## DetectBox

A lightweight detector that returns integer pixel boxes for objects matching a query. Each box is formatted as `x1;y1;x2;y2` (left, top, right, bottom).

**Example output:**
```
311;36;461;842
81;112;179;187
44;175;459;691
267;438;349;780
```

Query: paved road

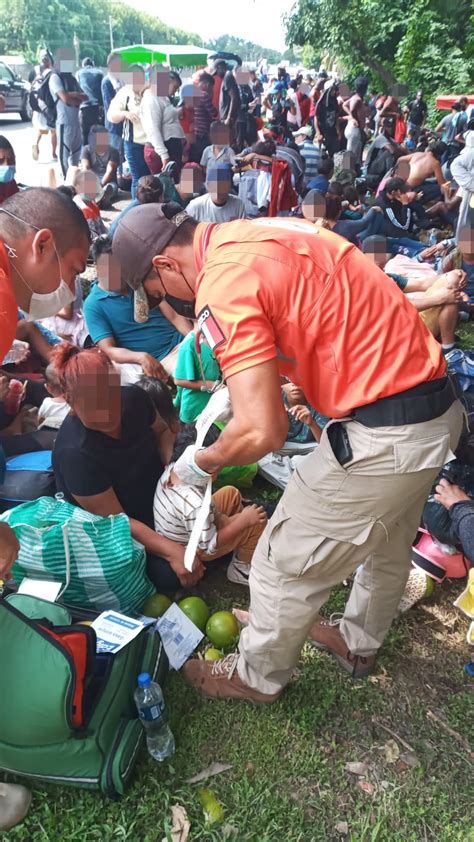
0;113;60;187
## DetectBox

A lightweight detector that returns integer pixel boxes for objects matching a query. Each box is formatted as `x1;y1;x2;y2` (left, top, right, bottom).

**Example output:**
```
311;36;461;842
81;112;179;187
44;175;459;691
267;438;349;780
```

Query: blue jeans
357;208;385;242
386;237;426;258
124;140;149;199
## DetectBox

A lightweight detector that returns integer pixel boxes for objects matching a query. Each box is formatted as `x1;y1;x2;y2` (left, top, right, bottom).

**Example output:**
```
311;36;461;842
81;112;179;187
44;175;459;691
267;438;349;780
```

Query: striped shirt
299;139;321;185
153;464;218;553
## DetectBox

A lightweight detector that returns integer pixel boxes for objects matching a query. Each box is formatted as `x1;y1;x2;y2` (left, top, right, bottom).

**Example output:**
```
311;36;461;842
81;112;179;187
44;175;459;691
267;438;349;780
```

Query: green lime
178;596;210;631
206;611;240;648
424;575;436;598
204;647;224;661
142;593;172;618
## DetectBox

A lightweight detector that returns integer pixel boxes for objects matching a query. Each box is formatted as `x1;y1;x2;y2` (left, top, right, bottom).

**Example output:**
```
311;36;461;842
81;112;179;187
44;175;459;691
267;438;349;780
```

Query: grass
3;332;474;842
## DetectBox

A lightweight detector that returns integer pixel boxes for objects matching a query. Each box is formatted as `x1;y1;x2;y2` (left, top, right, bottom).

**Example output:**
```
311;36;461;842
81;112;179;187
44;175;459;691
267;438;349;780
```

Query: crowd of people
0;48;473;830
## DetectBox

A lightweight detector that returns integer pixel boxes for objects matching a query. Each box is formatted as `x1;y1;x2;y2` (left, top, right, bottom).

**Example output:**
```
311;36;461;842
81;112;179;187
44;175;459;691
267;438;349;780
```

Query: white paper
156;603;203;670
18;578;62;602
91;610;145;654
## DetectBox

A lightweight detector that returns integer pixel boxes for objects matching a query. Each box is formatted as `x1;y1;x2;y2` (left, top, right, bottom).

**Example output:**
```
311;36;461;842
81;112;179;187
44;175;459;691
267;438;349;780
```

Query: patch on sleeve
197;305;226;351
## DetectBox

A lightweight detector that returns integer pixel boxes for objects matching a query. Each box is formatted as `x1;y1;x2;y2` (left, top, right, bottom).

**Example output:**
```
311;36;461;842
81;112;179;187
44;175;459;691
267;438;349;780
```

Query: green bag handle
5;593;71;626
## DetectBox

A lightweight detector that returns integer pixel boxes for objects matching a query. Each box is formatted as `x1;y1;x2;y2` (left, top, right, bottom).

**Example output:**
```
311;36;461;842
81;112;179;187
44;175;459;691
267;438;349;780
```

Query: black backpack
29;71;81;129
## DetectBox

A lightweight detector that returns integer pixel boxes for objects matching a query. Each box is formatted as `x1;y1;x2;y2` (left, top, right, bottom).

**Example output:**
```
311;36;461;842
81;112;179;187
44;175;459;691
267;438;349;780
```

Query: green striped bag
0;497;154;613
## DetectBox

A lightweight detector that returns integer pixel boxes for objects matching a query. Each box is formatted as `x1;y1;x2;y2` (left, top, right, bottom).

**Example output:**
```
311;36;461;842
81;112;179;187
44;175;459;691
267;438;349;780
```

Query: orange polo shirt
193;218;446;418
0;241;17;363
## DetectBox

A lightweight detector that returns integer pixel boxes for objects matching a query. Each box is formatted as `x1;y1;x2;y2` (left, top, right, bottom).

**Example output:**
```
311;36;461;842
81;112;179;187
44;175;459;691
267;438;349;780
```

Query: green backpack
0;594;167;798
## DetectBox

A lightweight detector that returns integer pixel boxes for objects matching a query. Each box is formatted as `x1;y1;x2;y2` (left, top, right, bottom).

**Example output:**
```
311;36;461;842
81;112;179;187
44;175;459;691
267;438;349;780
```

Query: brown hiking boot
182;654;282;703
308;614;376;678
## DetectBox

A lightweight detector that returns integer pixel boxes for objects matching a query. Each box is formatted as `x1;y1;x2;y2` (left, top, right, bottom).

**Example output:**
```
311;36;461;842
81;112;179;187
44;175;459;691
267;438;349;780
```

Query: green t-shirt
174;331;221;423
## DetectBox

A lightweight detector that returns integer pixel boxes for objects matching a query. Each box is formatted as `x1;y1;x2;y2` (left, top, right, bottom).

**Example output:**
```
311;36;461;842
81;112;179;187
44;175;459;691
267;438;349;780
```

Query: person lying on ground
396;141;451;204
85;235;191;380
51;342;202;592
363;235;466;351
153;423;267;588
434;478;474;564
302;189;384;246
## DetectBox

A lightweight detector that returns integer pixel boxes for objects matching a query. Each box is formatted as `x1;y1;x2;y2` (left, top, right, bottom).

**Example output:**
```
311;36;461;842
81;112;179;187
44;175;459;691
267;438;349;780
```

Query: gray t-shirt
186;193;246;222
48;72;80;127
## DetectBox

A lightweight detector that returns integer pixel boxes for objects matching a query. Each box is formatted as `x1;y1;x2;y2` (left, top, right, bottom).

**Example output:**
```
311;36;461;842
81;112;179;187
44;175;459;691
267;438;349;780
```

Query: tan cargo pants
238;401;464;695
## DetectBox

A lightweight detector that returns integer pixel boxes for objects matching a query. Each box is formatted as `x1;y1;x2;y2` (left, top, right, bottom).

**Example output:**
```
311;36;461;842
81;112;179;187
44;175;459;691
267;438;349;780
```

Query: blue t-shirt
84;283;182;360
306;175;329;194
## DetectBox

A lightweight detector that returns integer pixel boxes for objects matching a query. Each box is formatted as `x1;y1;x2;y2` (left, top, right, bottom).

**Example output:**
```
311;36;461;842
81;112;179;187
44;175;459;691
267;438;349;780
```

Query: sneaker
182;653;282;703
226;556;250;586
308;614;376;678
0;783;31;831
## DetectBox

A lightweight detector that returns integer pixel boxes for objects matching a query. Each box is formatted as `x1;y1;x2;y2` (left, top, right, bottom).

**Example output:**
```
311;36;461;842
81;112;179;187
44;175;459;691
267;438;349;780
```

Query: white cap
292;125;313;138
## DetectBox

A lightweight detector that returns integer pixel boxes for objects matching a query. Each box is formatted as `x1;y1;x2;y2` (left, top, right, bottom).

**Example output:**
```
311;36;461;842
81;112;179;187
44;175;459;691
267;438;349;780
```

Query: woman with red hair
51;343;203;591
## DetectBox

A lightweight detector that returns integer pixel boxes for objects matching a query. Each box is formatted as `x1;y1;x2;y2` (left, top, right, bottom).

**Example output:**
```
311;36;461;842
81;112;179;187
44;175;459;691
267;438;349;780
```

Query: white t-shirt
186;193;246;222
38;397;70;429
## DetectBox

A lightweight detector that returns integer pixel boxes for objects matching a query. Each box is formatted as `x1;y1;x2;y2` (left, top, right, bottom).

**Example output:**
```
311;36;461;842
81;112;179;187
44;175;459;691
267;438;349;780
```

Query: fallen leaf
356;780;375;796
380;780;390;790
162;804;190;842
335;821;349;835
345;761;368;776
186;762;233;785
383;739;400;763
400;751;421;768
199;788;225;826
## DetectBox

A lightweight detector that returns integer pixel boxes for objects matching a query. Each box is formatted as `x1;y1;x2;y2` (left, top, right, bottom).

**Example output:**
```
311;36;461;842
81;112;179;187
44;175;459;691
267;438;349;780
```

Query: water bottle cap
138;672;151;688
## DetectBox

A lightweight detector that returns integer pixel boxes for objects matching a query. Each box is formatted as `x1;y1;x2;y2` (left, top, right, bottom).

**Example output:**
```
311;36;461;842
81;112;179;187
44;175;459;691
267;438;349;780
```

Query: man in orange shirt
113;204;464;703
0;187;90;831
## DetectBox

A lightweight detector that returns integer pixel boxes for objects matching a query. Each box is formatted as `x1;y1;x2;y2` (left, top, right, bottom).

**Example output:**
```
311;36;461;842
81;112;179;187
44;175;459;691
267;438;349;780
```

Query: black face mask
164;293;196;319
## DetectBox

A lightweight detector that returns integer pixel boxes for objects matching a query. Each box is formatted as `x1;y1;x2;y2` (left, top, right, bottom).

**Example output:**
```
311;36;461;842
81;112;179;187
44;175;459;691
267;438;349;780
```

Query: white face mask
1;209;76;320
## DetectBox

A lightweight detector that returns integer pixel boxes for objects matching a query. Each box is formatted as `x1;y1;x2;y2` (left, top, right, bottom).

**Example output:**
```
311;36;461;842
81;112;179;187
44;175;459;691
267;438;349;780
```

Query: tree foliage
0;0;203;66
285;0;474;97
208;34;298;66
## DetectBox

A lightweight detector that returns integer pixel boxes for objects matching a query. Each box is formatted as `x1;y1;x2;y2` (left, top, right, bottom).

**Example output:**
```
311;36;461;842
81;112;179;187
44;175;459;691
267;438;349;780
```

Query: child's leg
234;517;267;563
198;487;246;562
212;486;243;517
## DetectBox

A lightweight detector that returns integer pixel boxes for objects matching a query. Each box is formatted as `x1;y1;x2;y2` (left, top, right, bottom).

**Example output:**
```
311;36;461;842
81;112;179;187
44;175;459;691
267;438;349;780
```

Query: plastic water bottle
134;672;175;762
428;228;437;246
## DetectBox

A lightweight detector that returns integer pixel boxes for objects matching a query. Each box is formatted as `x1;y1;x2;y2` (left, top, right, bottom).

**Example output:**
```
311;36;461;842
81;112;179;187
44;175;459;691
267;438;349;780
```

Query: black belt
352;376;458;428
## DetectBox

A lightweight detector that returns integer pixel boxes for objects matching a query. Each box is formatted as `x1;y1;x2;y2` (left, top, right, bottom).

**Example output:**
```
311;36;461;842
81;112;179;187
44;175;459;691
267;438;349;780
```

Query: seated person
186;164;246;222
281;381;326;443
374;177;427;257
174;330;222;423
302;190;384;246
0;135;19;204
84;236;191;381
458;224;474;304
66;171;108;240
37;362;70;431
108;174;164;239
435;478;474;565
363;235;466;351
51;343;202;592
0;372;58;456
153;424;267;587
341;184;364;219
200;121;236;172
305;157;334;194
81;125;119;208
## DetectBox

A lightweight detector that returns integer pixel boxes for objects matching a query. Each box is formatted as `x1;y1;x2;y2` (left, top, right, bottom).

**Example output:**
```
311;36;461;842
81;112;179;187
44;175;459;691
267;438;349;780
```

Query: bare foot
434;478;471;509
